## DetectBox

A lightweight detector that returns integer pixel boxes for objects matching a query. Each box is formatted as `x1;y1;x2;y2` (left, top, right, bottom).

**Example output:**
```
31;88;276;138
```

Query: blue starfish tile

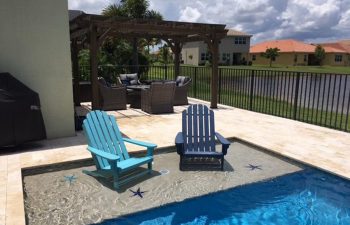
245;164;262;171
64;175;77;184
129;187;146;198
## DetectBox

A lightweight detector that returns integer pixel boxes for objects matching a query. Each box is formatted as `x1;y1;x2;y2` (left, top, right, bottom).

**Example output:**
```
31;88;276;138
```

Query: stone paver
1;98;350;225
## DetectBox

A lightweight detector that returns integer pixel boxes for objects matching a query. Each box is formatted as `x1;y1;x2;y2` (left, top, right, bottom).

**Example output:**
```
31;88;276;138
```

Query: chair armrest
175;132;184;145
123;138;156;156
215;132;230;155
87;146;120;161
123;138;157;148
175;132;184;155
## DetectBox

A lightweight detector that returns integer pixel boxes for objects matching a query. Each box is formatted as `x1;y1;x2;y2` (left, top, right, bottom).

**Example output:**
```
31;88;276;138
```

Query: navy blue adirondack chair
175;104;230;170
82;110;157;189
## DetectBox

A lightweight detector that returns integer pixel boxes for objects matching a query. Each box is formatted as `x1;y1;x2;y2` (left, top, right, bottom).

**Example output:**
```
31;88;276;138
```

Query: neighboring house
318;40;350;66
249;39;316;66
181;29;252;66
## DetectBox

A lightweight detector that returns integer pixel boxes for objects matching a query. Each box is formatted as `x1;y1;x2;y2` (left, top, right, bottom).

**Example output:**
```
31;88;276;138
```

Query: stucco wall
323;53;350;66
0;0;75;138
250;53;309;66
181;42;200;65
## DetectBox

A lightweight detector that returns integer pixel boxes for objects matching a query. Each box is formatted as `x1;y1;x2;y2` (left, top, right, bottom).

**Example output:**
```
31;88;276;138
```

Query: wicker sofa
174;76;192;105
119;73;141;104
98;77;127;110
141;82;176;114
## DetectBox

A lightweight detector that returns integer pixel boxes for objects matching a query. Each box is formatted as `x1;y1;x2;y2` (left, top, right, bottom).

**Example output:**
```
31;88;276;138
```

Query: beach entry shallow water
25;142;348;225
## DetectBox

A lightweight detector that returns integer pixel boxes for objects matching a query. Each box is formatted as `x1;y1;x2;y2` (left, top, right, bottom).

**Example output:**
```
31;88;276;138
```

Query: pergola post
71;39;80;106
132;37;139;73
206;37;220;108
173;42;182;79
89;25;100;109
166;40;182;79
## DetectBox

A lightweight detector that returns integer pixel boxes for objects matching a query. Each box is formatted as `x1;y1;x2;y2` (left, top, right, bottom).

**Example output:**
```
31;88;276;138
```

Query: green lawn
222;64;350;74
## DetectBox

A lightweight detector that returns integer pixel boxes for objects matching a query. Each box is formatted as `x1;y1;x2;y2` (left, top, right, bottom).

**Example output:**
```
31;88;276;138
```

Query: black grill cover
0;73;46;147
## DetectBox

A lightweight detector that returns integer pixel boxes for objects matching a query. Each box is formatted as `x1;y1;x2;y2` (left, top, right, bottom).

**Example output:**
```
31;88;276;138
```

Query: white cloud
68;0;113;14
68;0;350;44
179;6;201;22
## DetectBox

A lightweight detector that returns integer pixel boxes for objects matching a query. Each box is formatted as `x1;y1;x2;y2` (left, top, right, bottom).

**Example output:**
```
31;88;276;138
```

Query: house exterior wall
181;42;200;65
0;0;75;138
250;52;350;66
250;53;309;66
323;53;350;66
182;36;251;65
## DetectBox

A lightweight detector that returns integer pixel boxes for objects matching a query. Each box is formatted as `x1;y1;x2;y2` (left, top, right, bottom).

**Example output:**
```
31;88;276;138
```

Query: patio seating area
1;98;350;225
82;75;192;114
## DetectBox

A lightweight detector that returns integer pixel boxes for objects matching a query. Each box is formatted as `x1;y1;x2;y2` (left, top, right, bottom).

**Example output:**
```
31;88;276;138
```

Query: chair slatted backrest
83;110;130;169
182;104;216;152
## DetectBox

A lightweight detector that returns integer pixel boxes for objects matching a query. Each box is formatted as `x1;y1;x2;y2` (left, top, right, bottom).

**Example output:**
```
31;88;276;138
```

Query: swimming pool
97;168;350;225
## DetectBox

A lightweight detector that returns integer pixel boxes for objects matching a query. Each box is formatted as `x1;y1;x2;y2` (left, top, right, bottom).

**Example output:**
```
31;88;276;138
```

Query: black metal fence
79;65;350;132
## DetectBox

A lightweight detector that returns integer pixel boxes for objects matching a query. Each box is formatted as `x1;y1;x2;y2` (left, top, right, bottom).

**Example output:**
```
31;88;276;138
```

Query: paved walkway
1;98;350;225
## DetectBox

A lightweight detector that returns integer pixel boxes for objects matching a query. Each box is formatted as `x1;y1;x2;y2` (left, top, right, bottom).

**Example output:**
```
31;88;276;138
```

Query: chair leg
148;162;153;174
179;156;183;171
221;157;224;171
113;172;120;190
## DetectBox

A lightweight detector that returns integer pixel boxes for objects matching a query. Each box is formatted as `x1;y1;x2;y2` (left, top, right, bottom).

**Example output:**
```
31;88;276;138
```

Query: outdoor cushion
98;77;112;87
120;73;138;86
176;76;190;86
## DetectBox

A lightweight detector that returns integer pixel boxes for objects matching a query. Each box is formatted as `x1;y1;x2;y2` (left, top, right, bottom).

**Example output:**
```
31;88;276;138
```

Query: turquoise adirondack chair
82;110;157;189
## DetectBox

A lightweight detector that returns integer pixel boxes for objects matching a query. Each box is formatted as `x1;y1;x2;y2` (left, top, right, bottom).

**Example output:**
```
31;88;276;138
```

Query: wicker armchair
141;82;176;114
174;76;192;105
98;77;127;110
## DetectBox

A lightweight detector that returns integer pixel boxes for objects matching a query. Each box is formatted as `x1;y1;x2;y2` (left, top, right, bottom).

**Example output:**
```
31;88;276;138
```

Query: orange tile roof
250;39;316;53
319;43;348;53
338;40;350;52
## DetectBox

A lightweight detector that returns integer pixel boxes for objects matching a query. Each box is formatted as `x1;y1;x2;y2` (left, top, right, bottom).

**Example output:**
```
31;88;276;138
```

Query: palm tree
102;0;163;70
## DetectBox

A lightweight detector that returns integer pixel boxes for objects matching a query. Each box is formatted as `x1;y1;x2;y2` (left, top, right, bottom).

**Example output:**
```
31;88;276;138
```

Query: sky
68;0;350;44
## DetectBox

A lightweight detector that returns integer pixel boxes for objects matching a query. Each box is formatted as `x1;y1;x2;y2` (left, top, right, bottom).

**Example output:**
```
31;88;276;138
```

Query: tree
102;0;163;70
314;45;326;66
158;44;172;64
261;47;280;67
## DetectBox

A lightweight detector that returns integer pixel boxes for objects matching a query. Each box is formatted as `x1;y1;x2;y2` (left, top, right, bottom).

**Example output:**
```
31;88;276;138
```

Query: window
222;53;230;61
222;53;227;61
252;55;256;61
201;53;211;61
294;54;298;63
335;55;342;62
304;55;307;62
234;37;246;45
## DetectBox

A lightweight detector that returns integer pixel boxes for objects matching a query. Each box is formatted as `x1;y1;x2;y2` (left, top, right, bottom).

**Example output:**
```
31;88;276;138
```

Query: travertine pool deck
1;98;350;225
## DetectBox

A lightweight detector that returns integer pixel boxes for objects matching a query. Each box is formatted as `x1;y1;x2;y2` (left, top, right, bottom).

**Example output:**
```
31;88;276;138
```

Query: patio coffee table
127;85;150;108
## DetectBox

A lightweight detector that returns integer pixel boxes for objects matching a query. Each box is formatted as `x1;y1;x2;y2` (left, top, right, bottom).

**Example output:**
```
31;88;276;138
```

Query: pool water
97;168;350;225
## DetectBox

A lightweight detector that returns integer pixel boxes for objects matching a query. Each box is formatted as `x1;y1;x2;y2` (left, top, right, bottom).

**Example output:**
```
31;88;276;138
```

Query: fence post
164;64;168;80
218;67;222;104
194;66;197;98
293;72;301;120
249;70;255;110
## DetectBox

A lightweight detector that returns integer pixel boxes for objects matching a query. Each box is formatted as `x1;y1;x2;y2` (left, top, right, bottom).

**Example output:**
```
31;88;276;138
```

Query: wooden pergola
70;13;228;109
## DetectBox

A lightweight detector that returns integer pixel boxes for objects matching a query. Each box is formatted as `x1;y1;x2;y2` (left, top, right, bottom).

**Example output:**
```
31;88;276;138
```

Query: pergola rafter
70;13;228;109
